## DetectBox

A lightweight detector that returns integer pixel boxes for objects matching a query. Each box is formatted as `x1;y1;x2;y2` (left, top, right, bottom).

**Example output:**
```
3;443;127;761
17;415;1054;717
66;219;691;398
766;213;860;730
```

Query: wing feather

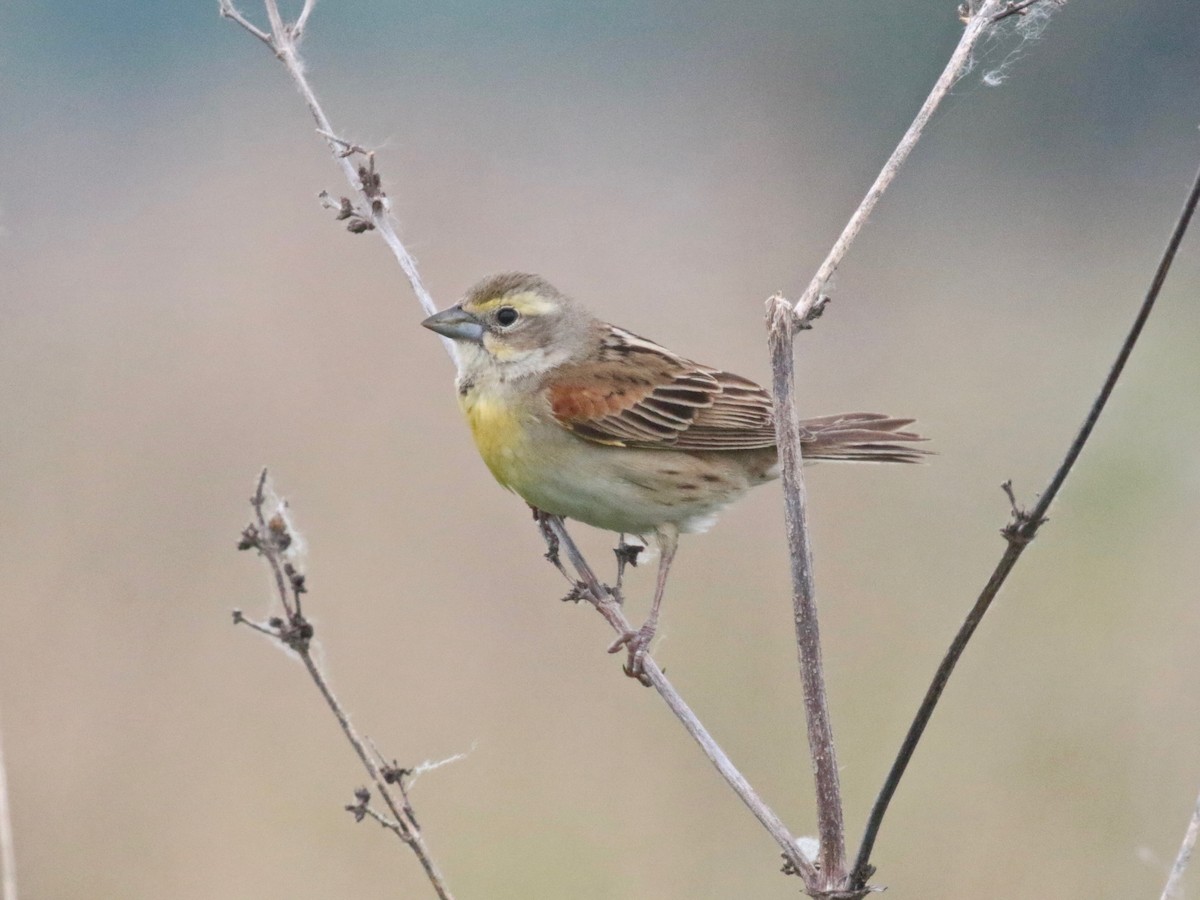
546;329;776;450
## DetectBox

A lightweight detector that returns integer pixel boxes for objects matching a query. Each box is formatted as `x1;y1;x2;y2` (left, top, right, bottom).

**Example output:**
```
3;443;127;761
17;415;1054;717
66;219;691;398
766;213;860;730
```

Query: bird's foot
607;624;655;686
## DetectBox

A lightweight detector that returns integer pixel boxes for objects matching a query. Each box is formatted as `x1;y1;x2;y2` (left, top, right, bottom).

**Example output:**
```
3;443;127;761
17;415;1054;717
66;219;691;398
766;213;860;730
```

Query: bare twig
536;513;819;885
292;0;317;39
766;299;846;893
236;470;457;900
217;0;270;44
0;705;16;900
347;786;408;837
991;0;1049;23
852;158;1200;887
1162;787;1200;900
219;0;455;363
790;0;1012;325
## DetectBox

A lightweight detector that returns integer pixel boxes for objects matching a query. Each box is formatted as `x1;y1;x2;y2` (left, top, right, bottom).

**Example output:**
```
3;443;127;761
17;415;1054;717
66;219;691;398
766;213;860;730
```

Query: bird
423;272;926;678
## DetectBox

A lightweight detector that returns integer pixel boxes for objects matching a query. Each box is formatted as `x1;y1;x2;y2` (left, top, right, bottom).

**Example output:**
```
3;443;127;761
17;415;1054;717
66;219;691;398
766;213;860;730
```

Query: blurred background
3;1;1199;897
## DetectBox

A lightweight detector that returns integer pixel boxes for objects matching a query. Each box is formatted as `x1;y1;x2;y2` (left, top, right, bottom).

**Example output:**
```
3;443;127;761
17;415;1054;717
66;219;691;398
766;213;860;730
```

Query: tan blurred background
3;1;1200;897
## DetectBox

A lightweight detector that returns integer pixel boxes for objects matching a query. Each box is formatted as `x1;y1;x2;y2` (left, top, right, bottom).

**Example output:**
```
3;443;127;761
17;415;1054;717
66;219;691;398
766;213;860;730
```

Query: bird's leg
530;505;574;584
613;534;643;596
608;524;678;683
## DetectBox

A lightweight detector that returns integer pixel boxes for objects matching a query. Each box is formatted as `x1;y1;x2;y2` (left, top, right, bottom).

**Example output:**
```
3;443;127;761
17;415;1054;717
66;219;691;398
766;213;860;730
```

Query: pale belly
460;390;774;535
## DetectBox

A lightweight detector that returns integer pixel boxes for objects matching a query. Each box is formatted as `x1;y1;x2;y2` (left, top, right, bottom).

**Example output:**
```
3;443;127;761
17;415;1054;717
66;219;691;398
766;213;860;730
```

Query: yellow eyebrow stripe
468;291;557;316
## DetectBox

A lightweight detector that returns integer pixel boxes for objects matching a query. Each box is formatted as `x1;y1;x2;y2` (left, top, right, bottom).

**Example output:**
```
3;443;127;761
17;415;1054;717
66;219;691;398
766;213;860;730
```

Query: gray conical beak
422;306;485;343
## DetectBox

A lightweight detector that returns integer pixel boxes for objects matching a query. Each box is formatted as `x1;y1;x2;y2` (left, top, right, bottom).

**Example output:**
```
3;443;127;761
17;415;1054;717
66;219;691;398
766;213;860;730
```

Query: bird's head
422;273;595;378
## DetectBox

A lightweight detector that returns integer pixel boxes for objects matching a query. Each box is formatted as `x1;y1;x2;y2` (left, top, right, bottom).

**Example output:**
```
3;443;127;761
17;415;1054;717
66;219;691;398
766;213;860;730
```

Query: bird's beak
422;306;485;343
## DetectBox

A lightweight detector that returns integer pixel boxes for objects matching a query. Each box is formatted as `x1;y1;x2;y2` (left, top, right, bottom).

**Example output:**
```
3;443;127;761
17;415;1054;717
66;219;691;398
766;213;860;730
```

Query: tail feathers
799;412;929;464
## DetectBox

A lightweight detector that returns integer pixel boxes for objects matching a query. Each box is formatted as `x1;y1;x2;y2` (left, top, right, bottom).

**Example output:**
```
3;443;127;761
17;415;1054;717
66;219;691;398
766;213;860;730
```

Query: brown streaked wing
546;337;777;450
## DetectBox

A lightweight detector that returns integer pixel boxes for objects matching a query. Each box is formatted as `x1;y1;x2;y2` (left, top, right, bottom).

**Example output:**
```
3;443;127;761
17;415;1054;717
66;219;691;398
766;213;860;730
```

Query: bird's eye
495;306;520;327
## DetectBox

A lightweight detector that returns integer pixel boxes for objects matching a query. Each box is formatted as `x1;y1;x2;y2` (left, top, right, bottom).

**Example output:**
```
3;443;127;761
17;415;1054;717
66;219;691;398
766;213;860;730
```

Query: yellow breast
459;387;531;491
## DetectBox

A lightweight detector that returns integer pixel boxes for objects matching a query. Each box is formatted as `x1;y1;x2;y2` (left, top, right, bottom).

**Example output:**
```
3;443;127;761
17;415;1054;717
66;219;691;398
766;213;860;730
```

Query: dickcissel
423;273;925;676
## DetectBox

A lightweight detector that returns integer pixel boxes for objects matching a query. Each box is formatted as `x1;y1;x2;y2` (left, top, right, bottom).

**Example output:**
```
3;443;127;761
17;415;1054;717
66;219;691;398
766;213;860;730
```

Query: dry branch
218;0;452;360
235;470;456;900
767;301;846;890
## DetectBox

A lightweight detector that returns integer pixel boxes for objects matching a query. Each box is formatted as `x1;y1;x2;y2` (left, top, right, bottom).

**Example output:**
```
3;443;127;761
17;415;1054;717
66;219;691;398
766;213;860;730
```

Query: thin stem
851;539;1021;884
992;0;1049;23
541;515;819;885
853;158;1200;885
790;0;1008;324
293;0;317;38
294;650;455;898
238;471;457;900
1161;787;1200;900
0;705;17;900
218;0;271;44
358;803;407;836
767;300;846;891
249;468;295;622
1027;161;1200;526
219;1;456;363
